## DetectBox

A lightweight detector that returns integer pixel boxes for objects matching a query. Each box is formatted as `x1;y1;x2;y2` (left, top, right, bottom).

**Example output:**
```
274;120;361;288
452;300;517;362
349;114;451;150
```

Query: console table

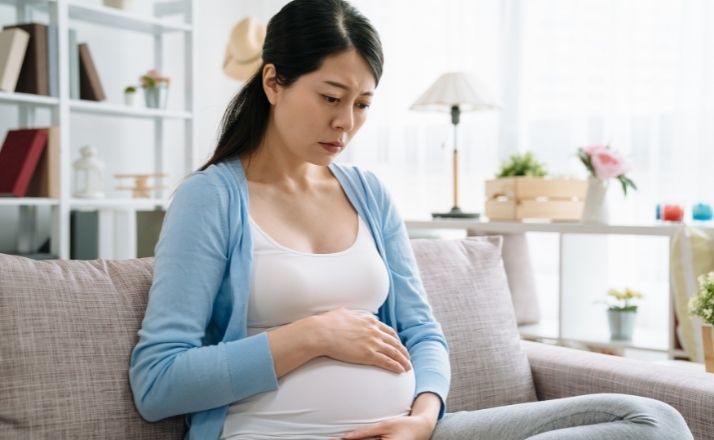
405;219;714;360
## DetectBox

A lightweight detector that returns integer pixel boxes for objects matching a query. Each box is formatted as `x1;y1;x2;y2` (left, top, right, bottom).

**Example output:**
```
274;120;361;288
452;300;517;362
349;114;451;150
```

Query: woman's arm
363;170;452;420
410;392;442;429
130;173;280;422
266;316;323;378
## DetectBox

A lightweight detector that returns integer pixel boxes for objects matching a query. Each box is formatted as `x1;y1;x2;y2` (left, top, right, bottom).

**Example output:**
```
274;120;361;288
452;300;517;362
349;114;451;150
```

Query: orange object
662;204;684;222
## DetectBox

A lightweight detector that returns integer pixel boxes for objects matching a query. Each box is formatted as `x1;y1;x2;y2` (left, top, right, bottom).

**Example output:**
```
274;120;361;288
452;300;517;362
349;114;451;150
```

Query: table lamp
411;72;499;218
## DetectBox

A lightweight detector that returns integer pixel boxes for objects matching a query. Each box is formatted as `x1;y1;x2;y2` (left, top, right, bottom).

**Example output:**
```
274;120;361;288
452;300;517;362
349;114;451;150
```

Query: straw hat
223;17;266;81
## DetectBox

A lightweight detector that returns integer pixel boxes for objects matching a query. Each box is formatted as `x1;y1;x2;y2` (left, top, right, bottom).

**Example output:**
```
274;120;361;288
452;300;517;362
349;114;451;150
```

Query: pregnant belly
228;356;416;424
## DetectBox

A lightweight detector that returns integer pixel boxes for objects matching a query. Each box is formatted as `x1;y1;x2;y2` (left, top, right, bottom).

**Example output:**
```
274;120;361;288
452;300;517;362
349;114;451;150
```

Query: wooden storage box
485;177;587;221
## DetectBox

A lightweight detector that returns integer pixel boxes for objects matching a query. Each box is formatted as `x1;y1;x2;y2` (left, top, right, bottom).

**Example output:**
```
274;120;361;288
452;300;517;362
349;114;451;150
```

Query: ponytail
198;72;270;171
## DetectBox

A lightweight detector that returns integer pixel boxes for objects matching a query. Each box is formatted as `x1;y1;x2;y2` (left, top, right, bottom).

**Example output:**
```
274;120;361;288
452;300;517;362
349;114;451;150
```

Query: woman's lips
319;142;343;154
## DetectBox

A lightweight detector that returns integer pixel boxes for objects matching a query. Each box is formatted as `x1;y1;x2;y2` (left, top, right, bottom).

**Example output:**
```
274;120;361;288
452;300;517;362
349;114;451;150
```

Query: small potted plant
689;272;714;372
139;69;170;109
604;287;643;341
123;85;137;106
496;151;547;178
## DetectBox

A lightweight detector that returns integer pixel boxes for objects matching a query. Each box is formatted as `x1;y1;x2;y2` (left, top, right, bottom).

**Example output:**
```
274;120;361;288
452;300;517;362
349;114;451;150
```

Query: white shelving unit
1;0;196;259
405;219;714;359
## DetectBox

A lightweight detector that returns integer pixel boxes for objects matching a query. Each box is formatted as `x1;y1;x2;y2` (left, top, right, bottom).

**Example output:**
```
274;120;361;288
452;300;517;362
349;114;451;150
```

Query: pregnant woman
129;1;694;439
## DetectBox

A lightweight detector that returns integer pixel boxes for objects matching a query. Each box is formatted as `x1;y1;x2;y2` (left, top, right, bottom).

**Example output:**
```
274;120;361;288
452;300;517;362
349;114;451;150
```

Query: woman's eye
323;95;339;103
356;102;371;110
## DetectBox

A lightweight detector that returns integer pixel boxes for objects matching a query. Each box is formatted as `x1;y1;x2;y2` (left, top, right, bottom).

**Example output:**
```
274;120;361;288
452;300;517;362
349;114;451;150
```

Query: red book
0;128;48;197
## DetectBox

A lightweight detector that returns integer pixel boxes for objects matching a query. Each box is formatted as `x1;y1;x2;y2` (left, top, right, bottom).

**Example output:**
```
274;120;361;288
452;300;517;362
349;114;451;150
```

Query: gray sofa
1;236;712;439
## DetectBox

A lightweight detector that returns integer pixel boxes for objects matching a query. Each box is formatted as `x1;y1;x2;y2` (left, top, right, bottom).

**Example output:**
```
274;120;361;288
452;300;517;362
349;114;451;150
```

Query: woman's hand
330;413;436;440
313;307;411;374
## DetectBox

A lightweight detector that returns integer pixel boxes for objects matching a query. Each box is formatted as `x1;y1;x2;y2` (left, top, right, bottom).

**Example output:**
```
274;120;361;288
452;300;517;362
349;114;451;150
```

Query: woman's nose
332;104;354;132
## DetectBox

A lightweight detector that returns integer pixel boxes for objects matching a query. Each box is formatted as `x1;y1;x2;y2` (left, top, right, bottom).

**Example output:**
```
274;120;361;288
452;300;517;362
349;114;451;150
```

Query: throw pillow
0;254;184;439
410;236;538;412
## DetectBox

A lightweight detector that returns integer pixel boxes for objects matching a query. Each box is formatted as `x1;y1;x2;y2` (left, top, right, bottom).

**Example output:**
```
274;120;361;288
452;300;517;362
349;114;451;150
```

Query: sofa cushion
411;236;538;412
0;254;184;439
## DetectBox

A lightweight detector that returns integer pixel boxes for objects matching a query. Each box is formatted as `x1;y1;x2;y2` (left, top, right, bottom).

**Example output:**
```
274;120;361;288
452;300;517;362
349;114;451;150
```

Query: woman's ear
262;64;279;105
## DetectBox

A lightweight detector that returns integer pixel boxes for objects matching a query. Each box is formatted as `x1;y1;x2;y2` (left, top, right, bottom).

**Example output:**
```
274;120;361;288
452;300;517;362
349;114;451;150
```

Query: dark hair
198;0;384;171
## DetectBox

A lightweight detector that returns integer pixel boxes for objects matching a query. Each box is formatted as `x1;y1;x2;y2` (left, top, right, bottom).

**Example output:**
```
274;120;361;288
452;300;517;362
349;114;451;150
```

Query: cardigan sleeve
363;170;452;421
129;172;278;422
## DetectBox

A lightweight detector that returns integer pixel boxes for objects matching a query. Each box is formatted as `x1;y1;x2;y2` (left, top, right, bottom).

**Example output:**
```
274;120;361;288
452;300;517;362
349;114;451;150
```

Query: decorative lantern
73;145;105;198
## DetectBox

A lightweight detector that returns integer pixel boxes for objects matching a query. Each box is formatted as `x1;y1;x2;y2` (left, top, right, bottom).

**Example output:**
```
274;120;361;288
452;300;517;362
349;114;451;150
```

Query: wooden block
485;177;516;198
485;199;517;220
517;200;584;221
515;177;587;200
485;176;587;221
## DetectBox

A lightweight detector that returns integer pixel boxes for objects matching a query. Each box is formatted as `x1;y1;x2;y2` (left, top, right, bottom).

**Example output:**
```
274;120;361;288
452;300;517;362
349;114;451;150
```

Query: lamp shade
410;72;500;112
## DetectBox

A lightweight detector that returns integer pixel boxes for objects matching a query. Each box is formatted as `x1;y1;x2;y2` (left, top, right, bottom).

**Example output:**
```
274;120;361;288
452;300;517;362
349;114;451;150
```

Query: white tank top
220;215;416;440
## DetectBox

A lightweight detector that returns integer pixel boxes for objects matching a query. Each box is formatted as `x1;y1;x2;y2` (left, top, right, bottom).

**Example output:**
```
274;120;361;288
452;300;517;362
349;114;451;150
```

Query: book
78;42;105;101
68;29;79;99
0;28;30;92
136;210;166;258
26;126;60;198
0;128;49;197
2;23;48;95
70;210;99;260
47;24;58;97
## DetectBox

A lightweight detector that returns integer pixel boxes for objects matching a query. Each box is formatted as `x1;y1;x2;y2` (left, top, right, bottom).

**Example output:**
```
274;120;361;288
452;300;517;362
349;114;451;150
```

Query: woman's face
262;49;376;166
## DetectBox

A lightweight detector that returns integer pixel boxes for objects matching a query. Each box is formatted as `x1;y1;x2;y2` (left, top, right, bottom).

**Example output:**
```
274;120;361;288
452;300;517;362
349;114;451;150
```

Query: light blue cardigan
129;158;451;439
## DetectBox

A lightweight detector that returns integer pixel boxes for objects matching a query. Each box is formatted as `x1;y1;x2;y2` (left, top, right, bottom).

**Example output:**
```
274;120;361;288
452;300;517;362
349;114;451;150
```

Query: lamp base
431;206;480;219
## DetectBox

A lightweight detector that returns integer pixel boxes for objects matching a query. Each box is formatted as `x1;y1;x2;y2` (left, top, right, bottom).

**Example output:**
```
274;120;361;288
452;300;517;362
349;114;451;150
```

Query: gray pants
431;394;693;440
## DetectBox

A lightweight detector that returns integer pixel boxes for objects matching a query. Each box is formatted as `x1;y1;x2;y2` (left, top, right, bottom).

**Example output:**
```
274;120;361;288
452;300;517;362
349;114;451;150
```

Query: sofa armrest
522;340;714;440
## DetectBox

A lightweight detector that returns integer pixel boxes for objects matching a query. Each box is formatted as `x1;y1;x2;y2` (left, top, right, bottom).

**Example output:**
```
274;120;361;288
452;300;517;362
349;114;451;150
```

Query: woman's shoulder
330;162;386;195
180;160;244;192
170;160;245;209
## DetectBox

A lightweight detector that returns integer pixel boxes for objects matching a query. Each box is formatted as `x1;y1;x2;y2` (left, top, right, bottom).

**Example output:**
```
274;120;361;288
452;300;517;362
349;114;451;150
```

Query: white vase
124;92;135;106
581;177;609;223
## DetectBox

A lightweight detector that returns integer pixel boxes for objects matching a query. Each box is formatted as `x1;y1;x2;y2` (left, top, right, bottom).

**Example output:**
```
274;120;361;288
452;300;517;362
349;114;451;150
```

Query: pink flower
590;148;629;179
585;144;608;156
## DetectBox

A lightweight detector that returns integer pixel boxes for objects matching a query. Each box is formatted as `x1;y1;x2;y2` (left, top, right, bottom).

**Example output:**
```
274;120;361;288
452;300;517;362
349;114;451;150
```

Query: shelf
565;328;670;352
70;198;169;210
70;99;192;119
519;318;669;353
405;219;712;237
0;91;59;106
0;0;47;6
2;0;195;260
67;1;191;34
0;198;60;206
